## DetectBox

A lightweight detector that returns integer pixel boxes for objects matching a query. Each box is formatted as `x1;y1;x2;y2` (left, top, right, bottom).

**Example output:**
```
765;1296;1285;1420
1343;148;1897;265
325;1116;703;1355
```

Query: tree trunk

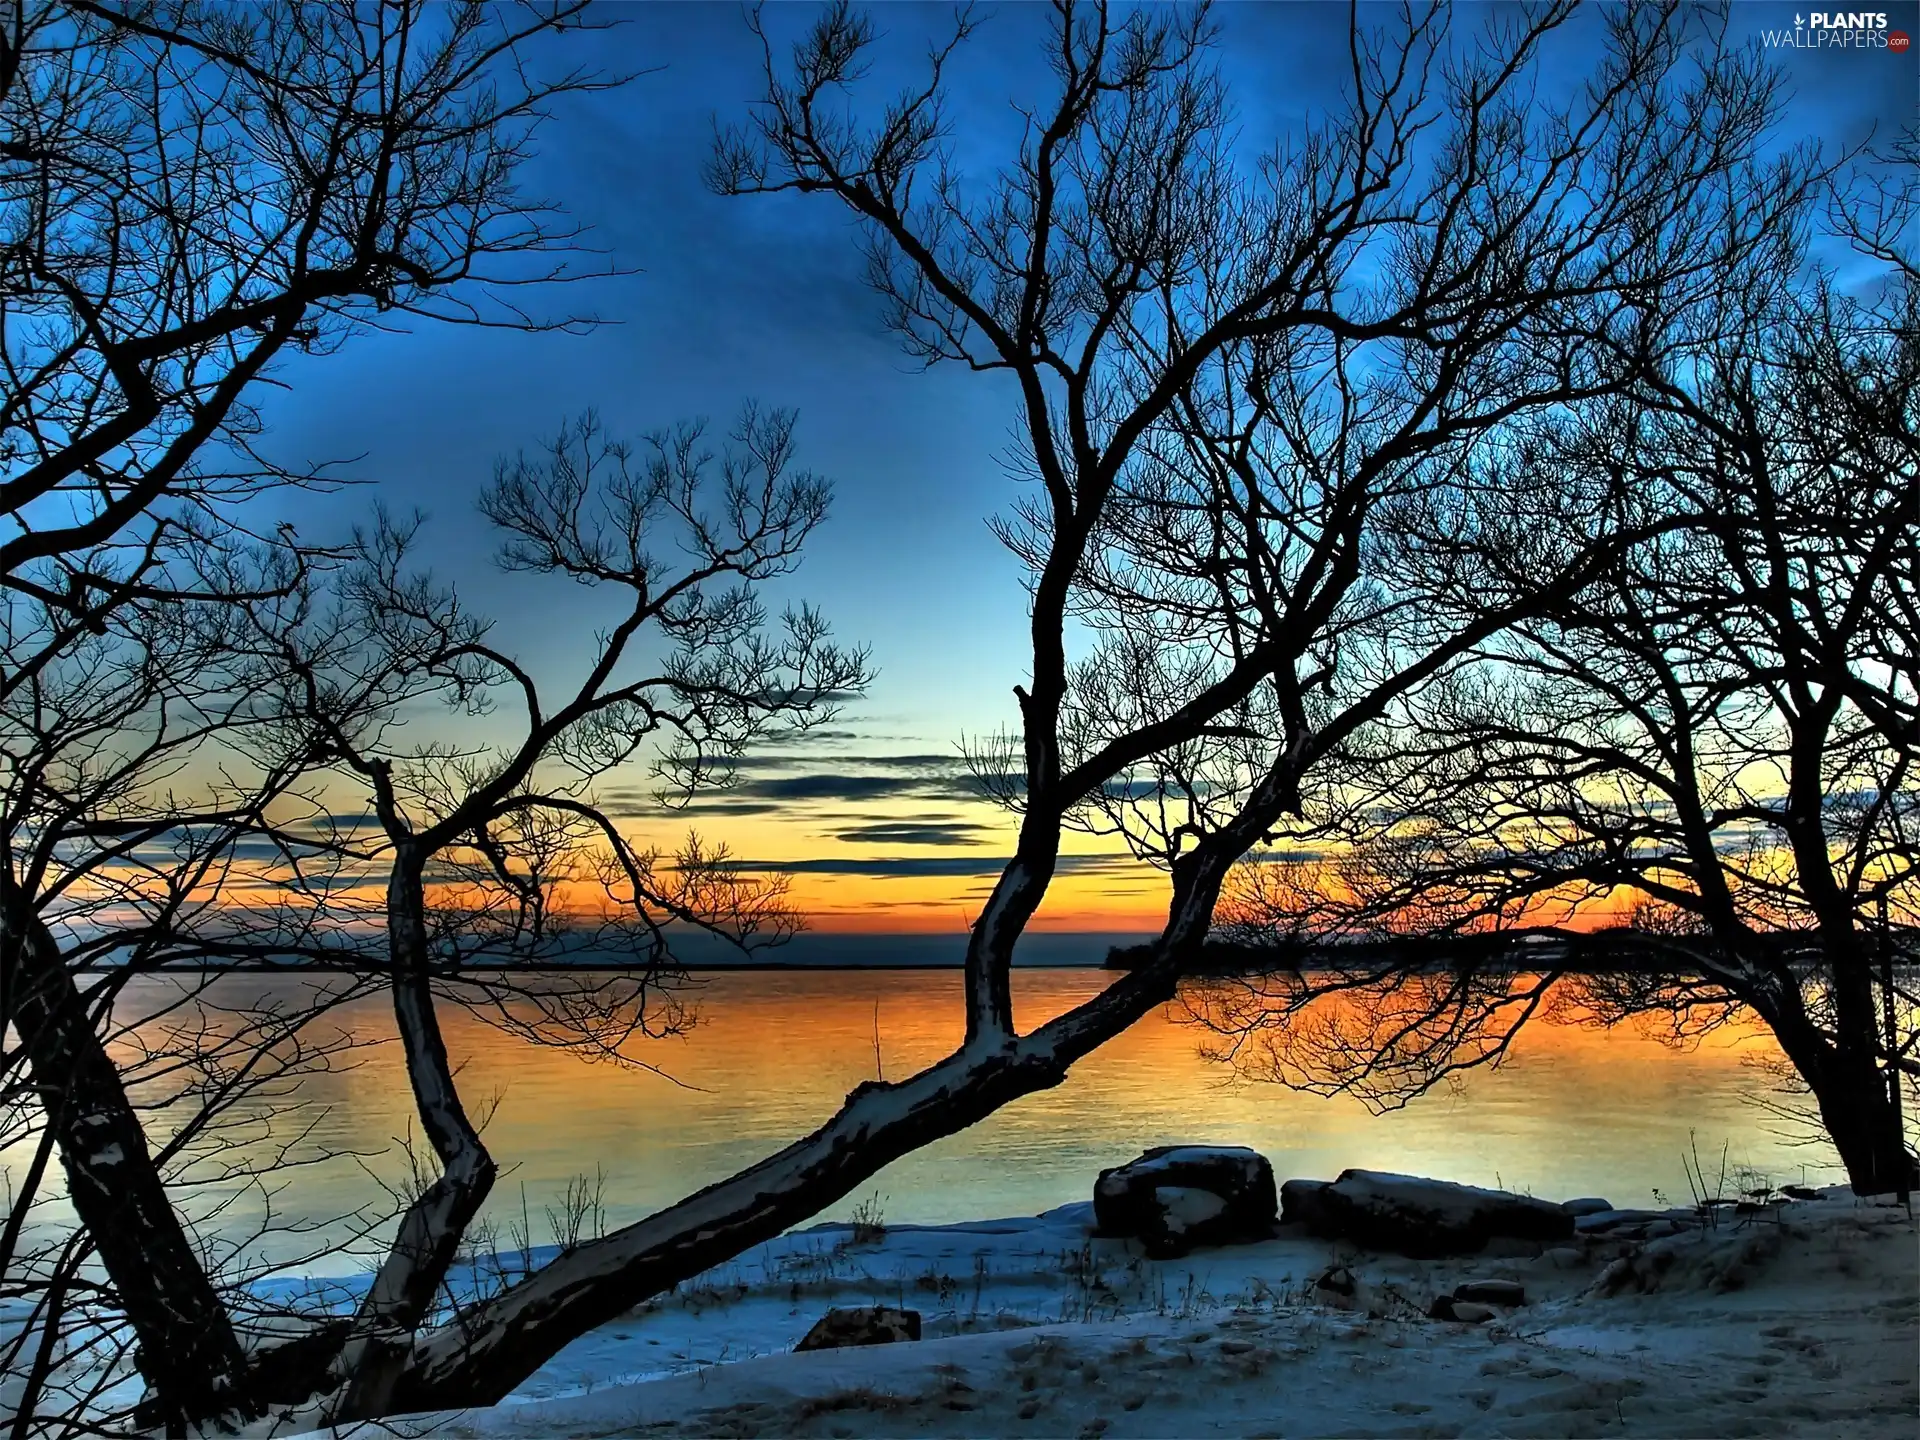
351;959;1186;1419
323;608;1295;1420
1812;1055;1916;1195
1810;927;1915;1195
1769;740;1913;1191
2;905;252;1432
1760;984;1917;1195
332;855;499;1417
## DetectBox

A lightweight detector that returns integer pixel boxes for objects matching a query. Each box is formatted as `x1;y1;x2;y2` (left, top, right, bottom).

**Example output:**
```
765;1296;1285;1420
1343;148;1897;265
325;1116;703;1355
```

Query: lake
46;963;1847;1274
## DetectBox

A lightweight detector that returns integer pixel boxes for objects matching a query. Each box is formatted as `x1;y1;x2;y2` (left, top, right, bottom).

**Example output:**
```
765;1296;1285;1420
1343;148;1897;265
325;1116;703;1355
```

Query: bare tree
0;535;392;1434
244;3;1800;1419
228;407;869;1418
3;966;388;1438
0;0;630;1427
1;0;618;583
1199;195;1918;1191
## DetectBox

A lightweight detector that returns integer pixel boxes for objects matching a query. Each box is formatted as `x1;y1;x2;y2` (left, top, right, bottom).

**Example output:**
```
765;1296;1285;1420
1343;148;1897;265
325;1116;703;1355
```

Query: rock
1427;1295;1496;1323
1574;1207;1685;1234
1590;1255;1640;1297
1644;1219;1680;1239
1094;1146;1277;1257
1314;1264;1357;1297
1154;1185;1229;1241
1588;1239;1687;1298
1453;1279;1526;1306
1780;1184;1822;1201
794;1305;922;1353
1281;1171;1575;1257
1481;1235;1546;1259
1561;1197;1615;1217
1280;1177;1335;1227
1540;1246;1586;1270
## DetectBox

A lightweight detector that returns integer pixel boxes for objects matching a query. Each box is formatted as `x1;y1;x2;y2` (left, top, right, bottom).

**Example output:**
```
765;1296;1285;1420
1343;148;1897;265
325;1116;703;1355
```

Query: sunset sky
253;2;1916;936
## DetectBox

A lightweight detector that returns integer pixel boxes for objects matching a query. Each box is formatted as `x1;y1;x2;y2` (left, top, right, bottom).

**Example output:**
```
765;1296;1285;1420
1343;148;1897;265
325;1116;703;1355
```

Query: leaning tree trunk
1;902;254;1432
356;957;1186;1418
339;736;1292;1422
332;854;499;1418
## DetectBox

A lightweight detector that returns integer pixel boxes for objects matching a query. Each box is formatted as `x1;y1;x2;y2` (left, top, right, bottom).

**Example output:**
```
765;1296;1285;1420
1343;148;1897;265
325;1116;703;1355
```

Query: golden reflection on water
72;968;1838;1266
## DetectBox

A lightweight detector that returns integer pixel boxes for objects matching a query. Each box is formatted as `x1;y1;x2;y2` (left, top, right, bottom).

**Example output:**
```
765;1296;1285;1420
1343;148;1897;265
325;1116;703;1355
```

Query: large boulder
1280;1170;1575;1257
1093;1145;1278;1257
793;1305;922;1353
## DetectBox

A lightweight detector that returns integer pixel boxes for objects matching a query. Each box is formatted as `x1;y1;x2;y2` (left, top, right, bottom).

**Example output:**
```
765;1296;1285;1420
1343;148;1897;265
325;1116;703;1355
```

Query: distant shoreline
79;932;1159;975
82;924;1918;977
84;961;1117;974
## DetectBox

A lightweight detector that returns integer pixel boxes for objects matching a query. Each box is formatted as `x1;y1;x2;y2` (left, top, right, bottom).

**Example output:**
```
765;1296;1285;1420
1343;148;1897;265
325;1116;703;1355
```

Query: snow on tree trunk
343;961;1189;1417
2;904;254;1428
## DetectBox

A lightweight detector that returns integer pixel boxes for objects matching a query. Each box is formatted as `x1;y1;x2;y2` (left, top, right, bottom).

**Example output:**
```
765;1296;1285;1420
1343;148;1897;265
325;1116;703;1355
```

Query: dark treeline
1107;928;1920;978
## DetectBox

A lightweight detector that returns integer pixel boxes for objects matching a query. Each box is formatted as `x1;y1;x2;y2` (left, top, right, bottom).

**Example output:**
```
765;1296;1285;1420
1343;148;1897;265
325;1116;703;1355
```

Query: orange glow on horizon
114;804;1703;940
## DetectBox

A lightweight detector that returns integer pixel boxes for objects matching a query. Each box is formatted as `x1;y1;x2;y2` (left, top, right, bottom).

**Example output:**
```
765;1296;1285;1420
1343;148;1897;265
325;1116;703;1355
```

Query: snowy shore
266;1182;1917;1439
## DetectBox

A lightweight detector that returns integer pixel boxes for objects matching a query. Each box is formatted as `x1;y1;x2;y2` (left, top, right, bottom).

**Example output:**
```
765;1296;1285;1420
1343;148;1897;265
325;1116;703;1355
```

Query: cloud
730;752;960;772
754;727;863;746
738;775;950;801
828;819;994;847
721;853;1138;880
600;761;997;819
597;749;1219;824
727;855;1002;878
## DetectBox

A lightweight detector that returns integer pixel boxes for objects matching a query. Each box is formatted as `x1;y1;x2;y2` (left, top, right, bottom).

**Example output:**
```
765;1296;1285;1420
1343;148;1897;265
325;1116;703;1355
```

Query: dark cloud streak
722;853;1138;880
828;819;993;847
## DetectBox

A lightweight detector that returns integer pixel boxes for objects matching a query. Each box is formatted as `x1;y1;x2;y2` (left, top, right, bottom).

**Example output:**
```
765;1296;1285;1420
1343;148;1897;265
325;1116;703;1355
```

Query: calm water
26;967;1845;1270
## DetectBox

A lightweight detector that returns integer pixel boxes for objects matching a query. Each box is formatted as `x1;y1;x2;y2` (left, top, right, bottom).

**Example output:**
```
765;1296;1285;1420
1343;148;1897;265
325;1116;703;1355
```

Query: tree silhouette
281;2;1802;1418
0;1;629;1427
1200;195;1917;1191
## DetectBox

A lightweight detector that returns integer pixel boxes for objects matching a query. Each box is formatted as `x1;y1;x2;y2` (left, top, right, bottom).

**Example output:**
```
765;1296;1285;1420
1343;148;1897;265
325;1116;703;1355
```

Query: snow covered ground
263;1184;1917;1439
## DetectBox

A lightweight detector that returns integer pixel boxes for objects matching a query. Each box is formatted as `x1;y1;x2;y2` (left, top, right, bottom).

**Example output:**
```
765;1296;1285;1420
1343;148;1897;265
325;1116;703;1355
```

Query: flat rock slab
1574;1208;1698;1234
1282;1170;1575;1257
1094;1146;1277;1258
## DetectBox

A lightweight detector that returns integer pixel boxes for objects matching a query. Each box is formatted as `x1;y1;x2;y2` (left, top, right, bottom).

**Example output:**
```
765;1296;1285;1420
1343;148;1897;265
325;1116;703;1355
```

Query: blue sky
251;2;1917;930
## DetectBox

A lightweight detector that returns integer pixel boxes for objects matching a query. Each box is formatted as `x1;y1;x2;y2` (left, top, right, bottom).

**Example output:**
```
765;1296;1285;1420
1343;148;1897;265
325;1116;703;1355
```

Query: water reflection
36;967;1843;1270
